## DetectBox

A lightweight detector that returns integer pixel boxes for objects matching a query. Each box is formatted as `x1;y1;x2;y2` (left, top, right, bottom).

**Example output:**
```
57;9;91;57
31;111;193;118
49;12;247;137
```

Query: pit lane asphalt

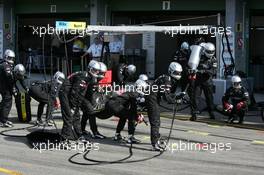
0;99;263;175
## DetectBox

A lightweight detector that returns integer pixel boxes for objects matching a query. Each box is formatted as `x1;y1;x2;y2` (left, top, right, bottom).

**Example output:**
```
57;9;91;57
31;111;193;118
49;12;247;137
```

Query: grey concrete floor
0;98;263;175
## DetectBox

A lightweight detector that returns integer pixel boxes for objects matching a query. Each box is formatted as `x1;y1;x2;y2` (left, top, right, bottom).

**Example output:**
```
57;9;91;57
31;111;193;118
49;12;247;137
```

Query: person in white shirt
109;35;122;54
81;37;106;62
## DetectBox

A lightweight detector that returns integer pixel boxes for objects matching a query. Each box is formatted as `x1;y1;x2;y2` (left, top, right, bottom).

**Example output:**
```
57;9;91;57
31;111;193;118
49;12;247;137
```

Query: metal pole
216;13;221;78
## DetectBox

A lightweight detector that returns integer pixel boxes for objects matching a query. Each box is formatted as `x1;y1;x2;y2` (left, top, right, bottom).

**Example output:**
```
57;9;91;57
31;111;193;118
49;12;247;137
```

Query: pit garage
16;13;90;74
112;11;221;77
0;1;264;175
16;11;222;78
250;13;264;91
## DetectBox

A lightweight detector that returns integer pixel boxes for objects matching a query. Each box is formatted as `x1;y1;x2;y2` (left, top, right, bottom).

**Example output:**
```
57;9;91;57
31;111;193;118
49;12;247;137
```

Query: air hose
68;97;180;165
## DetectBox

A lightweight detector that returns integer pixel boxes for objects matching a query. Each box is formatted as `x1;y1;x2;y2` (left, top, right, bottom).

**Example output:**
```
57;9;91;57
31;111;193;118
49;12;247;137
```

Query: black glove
175;92;186;100
174;92;188;104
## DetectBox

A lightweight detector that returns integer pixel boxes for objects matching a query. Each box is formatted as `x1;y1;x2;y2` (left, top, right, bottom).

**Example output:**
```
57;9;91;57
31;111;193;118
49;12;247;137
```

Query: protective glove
54;98;61;109
188;74;196;80
173;92;186;104
136;114;144;124
236;101;246;111
175;92;186;100
136;114;148;126
224;102;233;113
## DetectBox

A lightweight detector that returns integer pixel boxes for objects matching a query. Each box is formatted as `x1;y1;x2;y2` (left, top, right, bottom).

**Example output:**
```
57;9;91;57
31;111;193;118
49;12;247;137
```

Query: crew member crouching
222;75;249;124
20;71;65;125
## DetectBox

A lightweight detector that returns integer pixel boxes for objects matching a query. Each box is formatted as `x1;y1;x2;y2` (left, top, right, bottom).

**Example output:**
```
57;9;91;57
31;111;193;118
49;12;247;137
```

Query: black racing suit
59;71;94;140
116;63;130;85
105;92;139;135
0;61;16;123
82;91;139;136
145;75;178;146
23;80;61;121
222;87;249;123
173;49;190;91
80;82;101;133
189;55;217;118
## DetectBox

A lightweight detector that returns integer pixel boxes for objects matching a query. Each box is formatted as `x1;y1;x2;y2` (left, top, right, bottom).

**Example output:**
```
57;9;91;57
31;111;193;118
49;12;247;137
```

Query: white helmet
98;62;107;79
135;79;149;96
203;42;215;58
139;74;148;81
168;62;182;80
126;64;136;75
88;60;101;78
4;49;15;64
181;42;189;53
199;42;207;48
231;75;242;89
54;71;65;84
14;64;26;79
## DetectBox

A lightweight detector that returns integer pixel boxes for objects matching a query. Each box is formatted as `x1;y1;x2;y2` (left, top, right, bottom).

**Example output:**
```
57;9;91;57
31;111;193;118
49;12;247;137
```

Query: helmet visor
90;68;100;77
57;77;65;84
172;71;181;76
233;82;241;88
98;72;106;78
6;56;15;63
205;50;215;55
